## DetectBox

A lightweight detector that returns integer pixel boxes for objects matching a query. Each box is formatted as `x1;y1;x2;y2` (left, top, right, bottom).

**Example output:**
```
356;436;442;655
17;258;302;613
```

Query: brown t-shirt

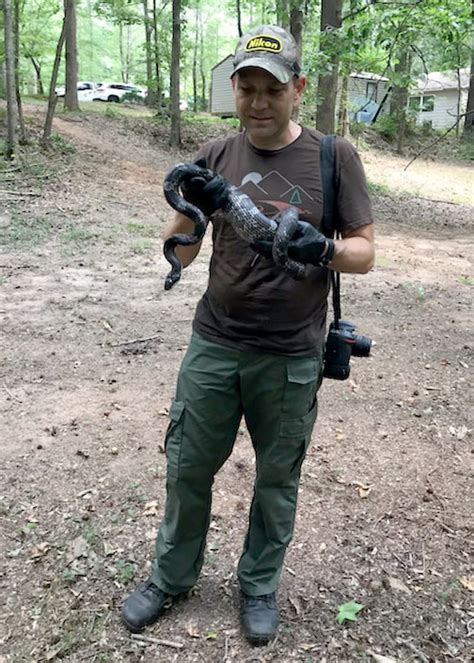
192;127;373;356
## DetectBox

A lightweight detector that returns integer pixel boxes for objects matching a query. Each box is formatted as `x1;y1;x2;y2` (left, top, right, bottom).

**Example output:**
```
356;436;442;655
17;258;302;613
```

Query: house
209;55;389;123
210;54;235;117
339;72;390;123
409;68;469;129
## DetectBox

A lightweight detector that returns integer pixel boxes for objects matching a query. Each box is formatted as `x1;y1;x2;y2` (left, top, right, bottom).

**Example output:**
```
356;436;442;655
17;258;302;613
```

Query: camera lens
352;334;372;357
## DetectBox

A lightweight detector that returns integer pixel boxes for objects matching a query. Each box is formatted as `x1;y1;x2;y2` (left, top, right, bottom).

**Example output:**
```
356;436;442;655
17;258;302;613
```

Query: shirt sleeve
335;138;374;232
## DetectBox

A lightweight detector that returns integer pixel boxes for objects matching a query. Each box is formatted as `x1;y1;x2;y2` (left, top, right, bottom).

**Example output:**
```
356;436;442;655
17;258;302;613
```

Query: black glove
252;220;335;267
180;157;230;217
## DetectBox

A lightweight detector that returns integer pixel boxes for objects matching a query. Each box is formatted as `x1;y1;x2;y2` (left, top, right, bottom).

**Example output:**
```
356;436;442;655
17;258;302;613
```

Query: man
122;25;374;645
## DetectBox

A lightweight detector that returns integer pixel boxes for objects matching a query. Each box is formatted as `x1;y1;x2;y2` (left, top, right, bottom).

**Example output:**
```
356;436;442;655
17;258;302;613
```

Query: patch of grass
61;227;97;244
458;275;474;286
368;180;392;196
126;221;159;238
0;213;54;249
375;255;391;267
116;560;136;585
104;105;119;119
130;238;153;254
49;132;76;155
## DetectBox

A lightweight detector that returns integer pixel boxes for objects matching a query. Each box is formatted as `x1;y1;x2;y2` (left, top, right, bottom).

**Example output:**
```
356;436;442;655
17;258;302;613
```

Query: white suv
93;83;147;103
55;81;98;101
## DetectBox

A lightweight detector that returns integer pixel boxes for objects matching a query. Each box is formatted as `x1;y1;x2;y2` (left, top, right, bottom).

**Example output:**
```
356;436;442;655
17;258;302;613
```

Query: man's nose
251;93;268;110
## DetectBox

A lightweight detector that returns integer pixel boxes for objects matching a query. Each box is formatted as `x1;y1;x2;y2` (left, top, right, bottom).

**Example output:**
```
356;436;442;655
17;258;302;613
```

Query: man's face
232;68;305;148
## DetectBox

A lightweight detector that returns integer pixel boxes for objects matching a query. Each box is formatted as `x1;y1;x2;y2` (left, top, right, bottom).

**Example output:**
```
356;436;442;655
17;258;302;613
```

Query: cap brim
231;58;292;84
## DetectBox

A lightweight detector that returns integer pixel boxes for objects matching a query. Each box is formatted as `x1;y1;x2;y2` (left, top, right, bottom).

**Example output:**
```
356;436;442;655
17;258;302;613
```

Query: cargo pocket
279;400;319;474
164;399;185;480
284;358;320;418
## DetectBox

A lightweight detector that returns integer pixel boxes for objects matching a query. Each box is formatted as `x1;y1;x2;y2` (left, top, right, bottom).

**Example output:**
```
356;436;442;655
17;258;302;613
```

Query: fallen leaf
459;575;474;591
367;651;398;663
336;600;364;624
186;621;200;638
143;500;159;517
386;576;411;595
30;542;49;560
289;596;303;615
157;407;169;416
102;319;114;332
66;535;89;564
206;631;218;640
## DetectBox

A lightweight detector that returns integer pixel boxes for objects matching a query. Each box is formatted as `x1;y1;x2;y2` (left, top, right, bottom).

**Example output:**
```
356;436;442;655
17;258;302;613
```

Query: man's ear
294;74;306;96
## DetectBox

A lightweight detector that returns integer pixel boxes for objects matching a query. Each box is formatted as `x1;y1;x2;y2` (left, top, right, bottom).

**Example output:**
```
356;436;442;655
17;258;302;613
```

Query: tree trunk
3;0;18;159
64;0;79;111
276;0;289;30
315;0;342;134
290;5;304;63
236;0;242;37
390;49;411;155
199;13;207;111
119;23;126;83
13;0;26;142
170;0;181;147
193;8;198;112
142;0;156;106
463;52;474;135
43;19;66;142
30;57;45;96
337;74;349;136
152;0;162;108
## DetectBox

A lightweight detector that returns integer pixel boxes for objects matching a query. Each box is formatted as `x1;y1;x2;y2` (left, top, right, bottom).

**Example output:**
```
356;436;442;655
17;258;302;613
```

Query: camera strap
320;134;342;326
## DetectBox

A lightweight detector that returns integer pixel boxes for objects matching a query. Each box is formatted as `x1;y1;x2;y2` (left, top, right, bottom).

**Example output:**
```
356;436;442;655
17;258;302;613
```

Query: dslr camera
323;320;372;380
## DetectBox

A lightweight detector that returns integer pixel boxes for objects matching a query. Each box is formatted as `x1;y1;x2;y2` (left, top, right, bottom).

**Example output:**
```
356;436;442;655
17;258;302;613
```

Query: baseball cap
231;25;301;84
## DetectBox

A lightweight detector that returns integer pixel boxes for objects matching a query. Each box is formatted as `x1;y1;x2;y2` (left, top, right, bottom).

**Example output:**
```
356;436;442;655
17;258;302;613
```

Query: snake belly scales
162;162;305;291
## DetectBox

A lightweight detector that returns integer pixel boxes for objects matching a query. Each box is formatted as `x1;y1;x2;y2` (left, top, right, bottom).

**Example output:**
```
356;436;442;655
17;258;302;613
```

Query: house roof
349;71;389;82
415;67;470;92
211;54;233;71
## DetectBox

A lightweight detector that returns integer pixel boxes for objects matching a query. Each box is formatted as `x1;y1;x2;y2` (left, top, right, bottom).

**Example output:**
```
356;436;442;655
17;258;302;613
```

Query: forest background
0;0;473;155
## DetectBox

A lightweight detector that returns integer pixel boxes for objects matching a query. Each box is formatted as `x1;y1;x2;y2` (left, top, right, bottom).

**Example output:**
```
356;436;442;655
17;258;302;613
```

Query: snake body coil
163;163;305;290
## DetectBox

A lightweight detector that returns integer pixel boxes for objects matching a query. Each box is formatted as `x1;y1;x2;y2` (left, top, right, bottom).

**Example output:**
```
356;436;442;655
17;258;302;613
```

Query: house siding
411;89;467;129
210;55;235;116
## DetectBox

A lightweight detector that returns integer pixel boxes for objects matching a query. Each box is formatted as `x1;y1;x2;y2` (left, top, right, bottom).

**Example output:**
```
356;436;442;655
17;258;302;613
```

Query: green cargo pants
152;332;323;597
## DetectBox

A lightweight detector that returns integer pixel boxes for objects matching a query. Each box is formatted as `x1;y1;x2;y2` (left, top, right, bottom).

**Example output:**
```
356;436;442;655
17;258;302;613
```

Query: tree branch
403;110;474;171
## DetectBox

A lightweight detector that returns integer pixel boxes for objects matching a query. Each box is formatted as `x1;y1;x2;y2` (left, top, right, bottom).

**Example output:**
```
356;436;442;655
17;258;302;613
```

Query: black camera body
323;320;372;380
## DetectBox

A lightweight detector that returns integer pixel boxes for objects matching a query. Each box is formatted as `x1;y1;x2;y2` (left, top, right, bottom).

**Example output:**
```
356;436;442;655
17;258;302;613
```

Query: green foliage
104;105;119;119
48;133;76;155
115;560;136;585
336;600;364;624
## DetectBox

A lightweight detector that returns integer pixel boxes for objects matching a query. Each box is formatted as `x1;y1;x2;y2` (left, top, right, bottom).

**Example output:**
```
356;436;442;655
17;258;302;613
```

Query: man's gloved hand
180;157;230;217
287;220;334;266
252;220;335;267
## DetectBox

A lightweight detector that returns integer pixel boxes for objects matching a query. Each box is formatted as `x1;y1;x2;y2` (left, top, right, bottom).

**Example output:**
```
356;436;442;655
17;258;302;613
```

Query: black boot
240;591;280;645
121;580;171;633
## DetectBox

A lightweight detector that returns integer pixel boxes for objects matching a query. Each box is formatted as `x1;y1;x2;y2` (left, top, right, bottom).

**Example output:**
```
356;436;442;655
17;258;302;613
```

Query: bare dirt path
0;109;473;662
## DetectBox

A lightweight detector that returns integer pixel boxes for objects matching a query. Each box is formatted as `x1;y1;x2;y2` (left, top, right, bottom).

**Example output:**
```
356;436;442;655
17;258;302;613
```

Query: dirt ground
0;107;473;663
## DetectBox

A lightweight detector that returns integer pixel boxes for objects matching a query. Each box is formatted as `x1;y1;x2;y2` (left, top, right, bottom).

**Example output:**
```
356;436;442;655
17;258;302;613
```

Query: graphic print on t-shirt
240;170;316;222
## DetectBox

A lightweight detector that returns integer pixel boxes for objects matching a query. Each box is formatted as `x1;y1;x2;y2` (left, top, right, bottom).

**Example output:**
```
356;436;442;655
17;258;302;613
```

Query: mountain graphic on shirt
239;170;315;219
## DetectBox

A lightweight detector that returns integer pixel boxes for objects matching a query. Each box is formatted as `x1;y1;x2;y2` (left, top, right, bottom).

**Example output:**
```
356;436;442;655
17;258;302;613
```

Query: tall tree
43;19;66;142
13;0;26;141
142;0;156;105
3;0;18;158
464;49;474;135
315;0;342;134
64;0;79;110
170;0;181;146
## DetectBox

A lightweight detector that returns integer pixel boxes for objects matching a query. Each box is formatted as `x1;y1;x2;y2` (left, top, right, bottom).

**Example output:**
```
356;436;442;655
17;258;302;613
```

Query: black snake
163;162;305;290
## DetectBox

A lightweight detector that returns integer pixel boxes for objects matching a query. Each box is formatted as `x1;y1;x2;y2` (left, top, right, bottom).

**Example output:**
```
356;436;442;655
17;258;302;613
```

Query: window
422;95;434;112
366;81;377;102
409;96;421;112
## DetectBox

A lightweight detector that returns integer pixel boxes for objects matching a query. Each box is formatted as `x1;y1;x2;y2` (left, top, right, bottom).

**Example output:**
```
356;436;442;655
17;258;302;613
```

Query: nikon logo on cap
245;35;282;54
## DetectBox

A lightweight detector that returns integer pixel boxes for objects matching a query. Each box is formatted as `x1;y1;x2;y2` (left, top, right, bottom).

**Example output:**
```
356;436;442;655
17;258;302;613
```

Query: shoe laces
142;580;164;597
244;592;276;608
